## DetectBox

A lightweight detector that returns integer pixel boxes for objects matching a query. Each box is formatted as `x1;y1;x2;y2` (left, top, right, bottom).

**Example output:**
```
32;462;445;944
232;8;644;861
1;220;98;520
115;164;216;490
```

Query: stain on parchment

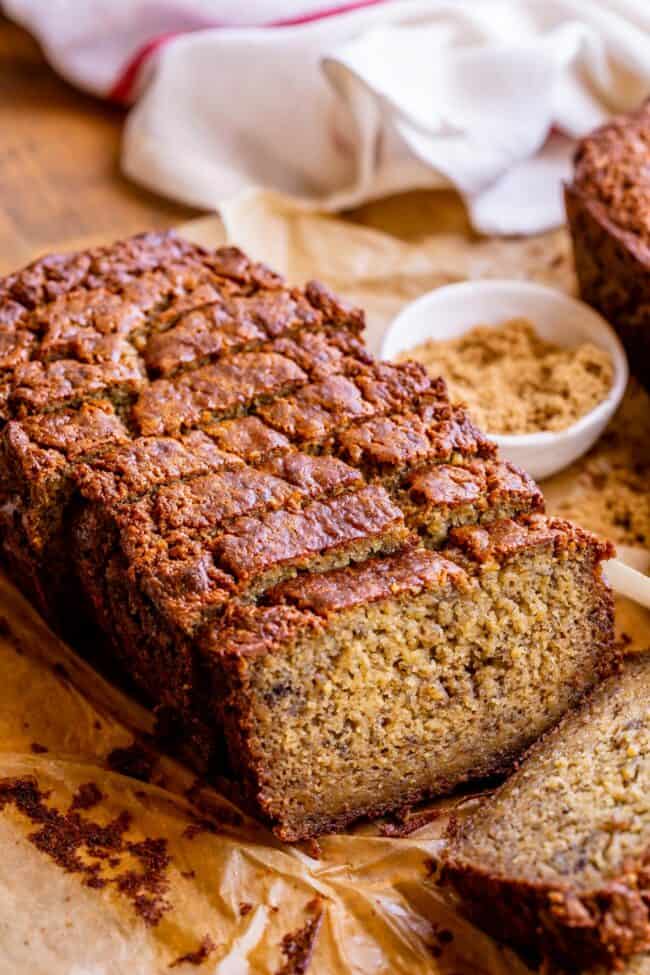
275;901;324;975
0;776;171;925
107;741;157;783
70;782;103;812
169;934;217;968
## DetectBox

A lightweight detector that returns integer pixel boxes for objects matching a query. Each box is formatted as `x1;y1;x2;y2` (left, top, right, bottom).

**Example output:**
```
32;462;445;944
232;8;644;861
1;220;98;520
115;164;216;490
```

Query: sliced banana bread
441;654;650;972
0;232;618;843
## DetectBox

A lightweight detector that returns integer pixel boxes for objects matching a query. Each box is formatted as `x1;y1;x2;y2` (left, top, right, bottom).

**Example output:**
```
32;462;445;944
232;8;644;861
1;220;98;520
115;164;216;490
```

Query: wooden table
0;17;202;273
0;15;472;275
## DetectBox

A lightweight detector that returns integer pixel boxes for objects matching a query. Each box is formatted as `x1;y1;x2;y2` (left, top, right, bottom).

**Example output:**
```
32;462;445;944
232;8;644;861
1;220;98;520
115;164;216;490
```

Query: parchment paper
0;189;647;974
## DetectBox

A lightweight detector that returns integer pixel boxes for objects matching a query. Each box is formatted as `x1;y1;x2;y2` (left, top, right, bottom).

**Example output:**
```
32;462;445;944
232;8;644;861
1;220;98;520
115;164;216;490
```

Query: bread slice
441;654;650;972
200;516;616;841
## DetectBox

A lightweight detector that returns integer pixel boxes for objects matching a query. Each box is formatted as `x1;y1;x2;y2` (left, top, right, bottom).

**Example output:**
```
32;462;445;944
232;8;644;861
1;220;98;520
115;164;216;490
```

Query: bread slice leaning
440;654;650;972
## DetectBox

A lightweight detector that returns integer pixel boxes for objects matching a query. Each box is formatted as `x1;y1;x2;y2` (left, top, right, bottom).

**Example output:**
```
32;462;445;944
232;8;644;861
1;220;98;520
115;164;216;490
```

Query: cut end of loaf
203;517;616;841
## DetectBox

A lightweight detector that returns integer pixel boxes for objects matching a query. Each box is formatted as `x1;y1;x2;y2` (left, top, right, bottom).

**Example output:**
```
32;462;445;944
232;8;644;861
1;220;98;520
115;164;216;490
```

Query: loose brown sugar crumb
0;776;171;925
275;906;324;975
544;379;650;546
169;935;217;968
379;805;445;837
299;838;322;859
401;318;613;435
181;818;218;840
427;924;454;960
70;782;104;812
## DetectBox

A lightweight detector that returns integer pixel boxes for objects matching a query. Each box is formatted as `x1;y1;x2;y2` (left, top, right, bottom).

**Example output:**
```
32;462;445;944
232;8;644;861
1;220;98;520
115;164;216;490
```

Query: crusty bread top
572;99;650;244
447;513;614;567
0;232;613;676
406;459;542;512
203;514;612;660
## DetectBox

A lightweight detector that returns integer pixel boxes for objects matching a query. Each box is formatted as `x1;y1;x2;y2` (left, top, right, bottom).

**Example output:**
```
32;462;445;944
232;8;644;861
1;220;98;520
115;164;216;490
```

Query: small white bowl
381;280;628;481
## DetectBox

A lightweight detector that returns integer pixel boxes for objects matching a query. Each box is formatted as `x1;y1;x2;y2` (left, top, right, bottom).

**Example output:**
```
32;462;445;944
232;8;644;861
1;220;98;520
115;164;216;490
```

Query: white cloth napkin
5;0;650;234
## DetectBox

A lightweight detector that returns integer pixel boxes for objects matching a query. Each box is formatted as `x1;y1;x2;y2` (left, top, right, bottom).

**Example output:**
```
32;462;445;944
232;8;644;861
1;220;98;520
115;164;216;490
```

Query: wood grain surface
0;17;202;272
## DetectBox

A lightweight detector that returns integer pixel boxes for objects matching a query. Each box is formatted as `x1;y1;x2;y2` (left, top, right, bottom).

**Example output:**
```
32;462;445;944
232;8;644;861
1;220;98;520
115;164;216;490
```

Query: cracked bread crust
200;415;291;463
447;513;615;568
143;287;326;377
401;459;544;543
0;232;618;847
566;99;650;389
261;545;469;620
0;231;207;312
0;401;131;618
212;485;411;594
73;435;243;507
335;399;495;478
133;350;309;436
440;656;650;972
406;459;540;510
441;847;650;973
10;355;146;416
220;516;611;649
572;100;650;247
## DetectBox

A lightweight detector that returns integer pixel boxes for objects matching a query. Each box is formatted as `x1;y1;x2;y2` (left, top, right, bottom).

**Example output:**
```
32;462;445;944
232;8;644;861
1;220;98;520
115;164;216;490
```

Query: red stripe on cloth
269;0;386;27
108;0;388;103
109;31;187;103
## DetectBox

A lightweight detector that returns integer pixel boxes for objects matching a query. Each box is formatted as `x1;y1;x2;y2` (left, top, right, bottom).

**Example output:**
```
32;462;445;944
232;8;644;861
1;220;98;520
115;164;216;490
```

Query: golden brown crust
213;485;410;588
447;513;615;566
572;100;650;247
11;355;146;416
0;231;207;311
406;458;543;517
262;544;469;616
203;602;325;660
567;99;650;388
0;401;130;552
74;436;243;506
200;415;291;463
0;232;618;849
143;287;325;377
133;351;309;436
260;451;363;498
440;857;650;971
336;400;495;476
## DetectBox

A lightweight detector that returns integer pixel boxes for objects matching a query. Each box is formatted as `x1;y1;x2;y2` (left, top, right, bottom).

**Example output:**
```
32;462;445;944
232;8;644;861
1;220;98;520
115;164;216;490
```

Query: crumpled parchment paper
0;189;647;974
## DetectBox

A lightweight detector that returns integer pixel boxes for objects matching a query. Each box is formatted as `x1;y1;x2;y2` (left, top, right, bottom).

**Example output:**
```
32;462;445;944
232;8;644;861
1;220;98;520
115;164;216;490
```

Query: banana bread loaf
441;654;650;971
0;232;617;842
565;99;650;389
